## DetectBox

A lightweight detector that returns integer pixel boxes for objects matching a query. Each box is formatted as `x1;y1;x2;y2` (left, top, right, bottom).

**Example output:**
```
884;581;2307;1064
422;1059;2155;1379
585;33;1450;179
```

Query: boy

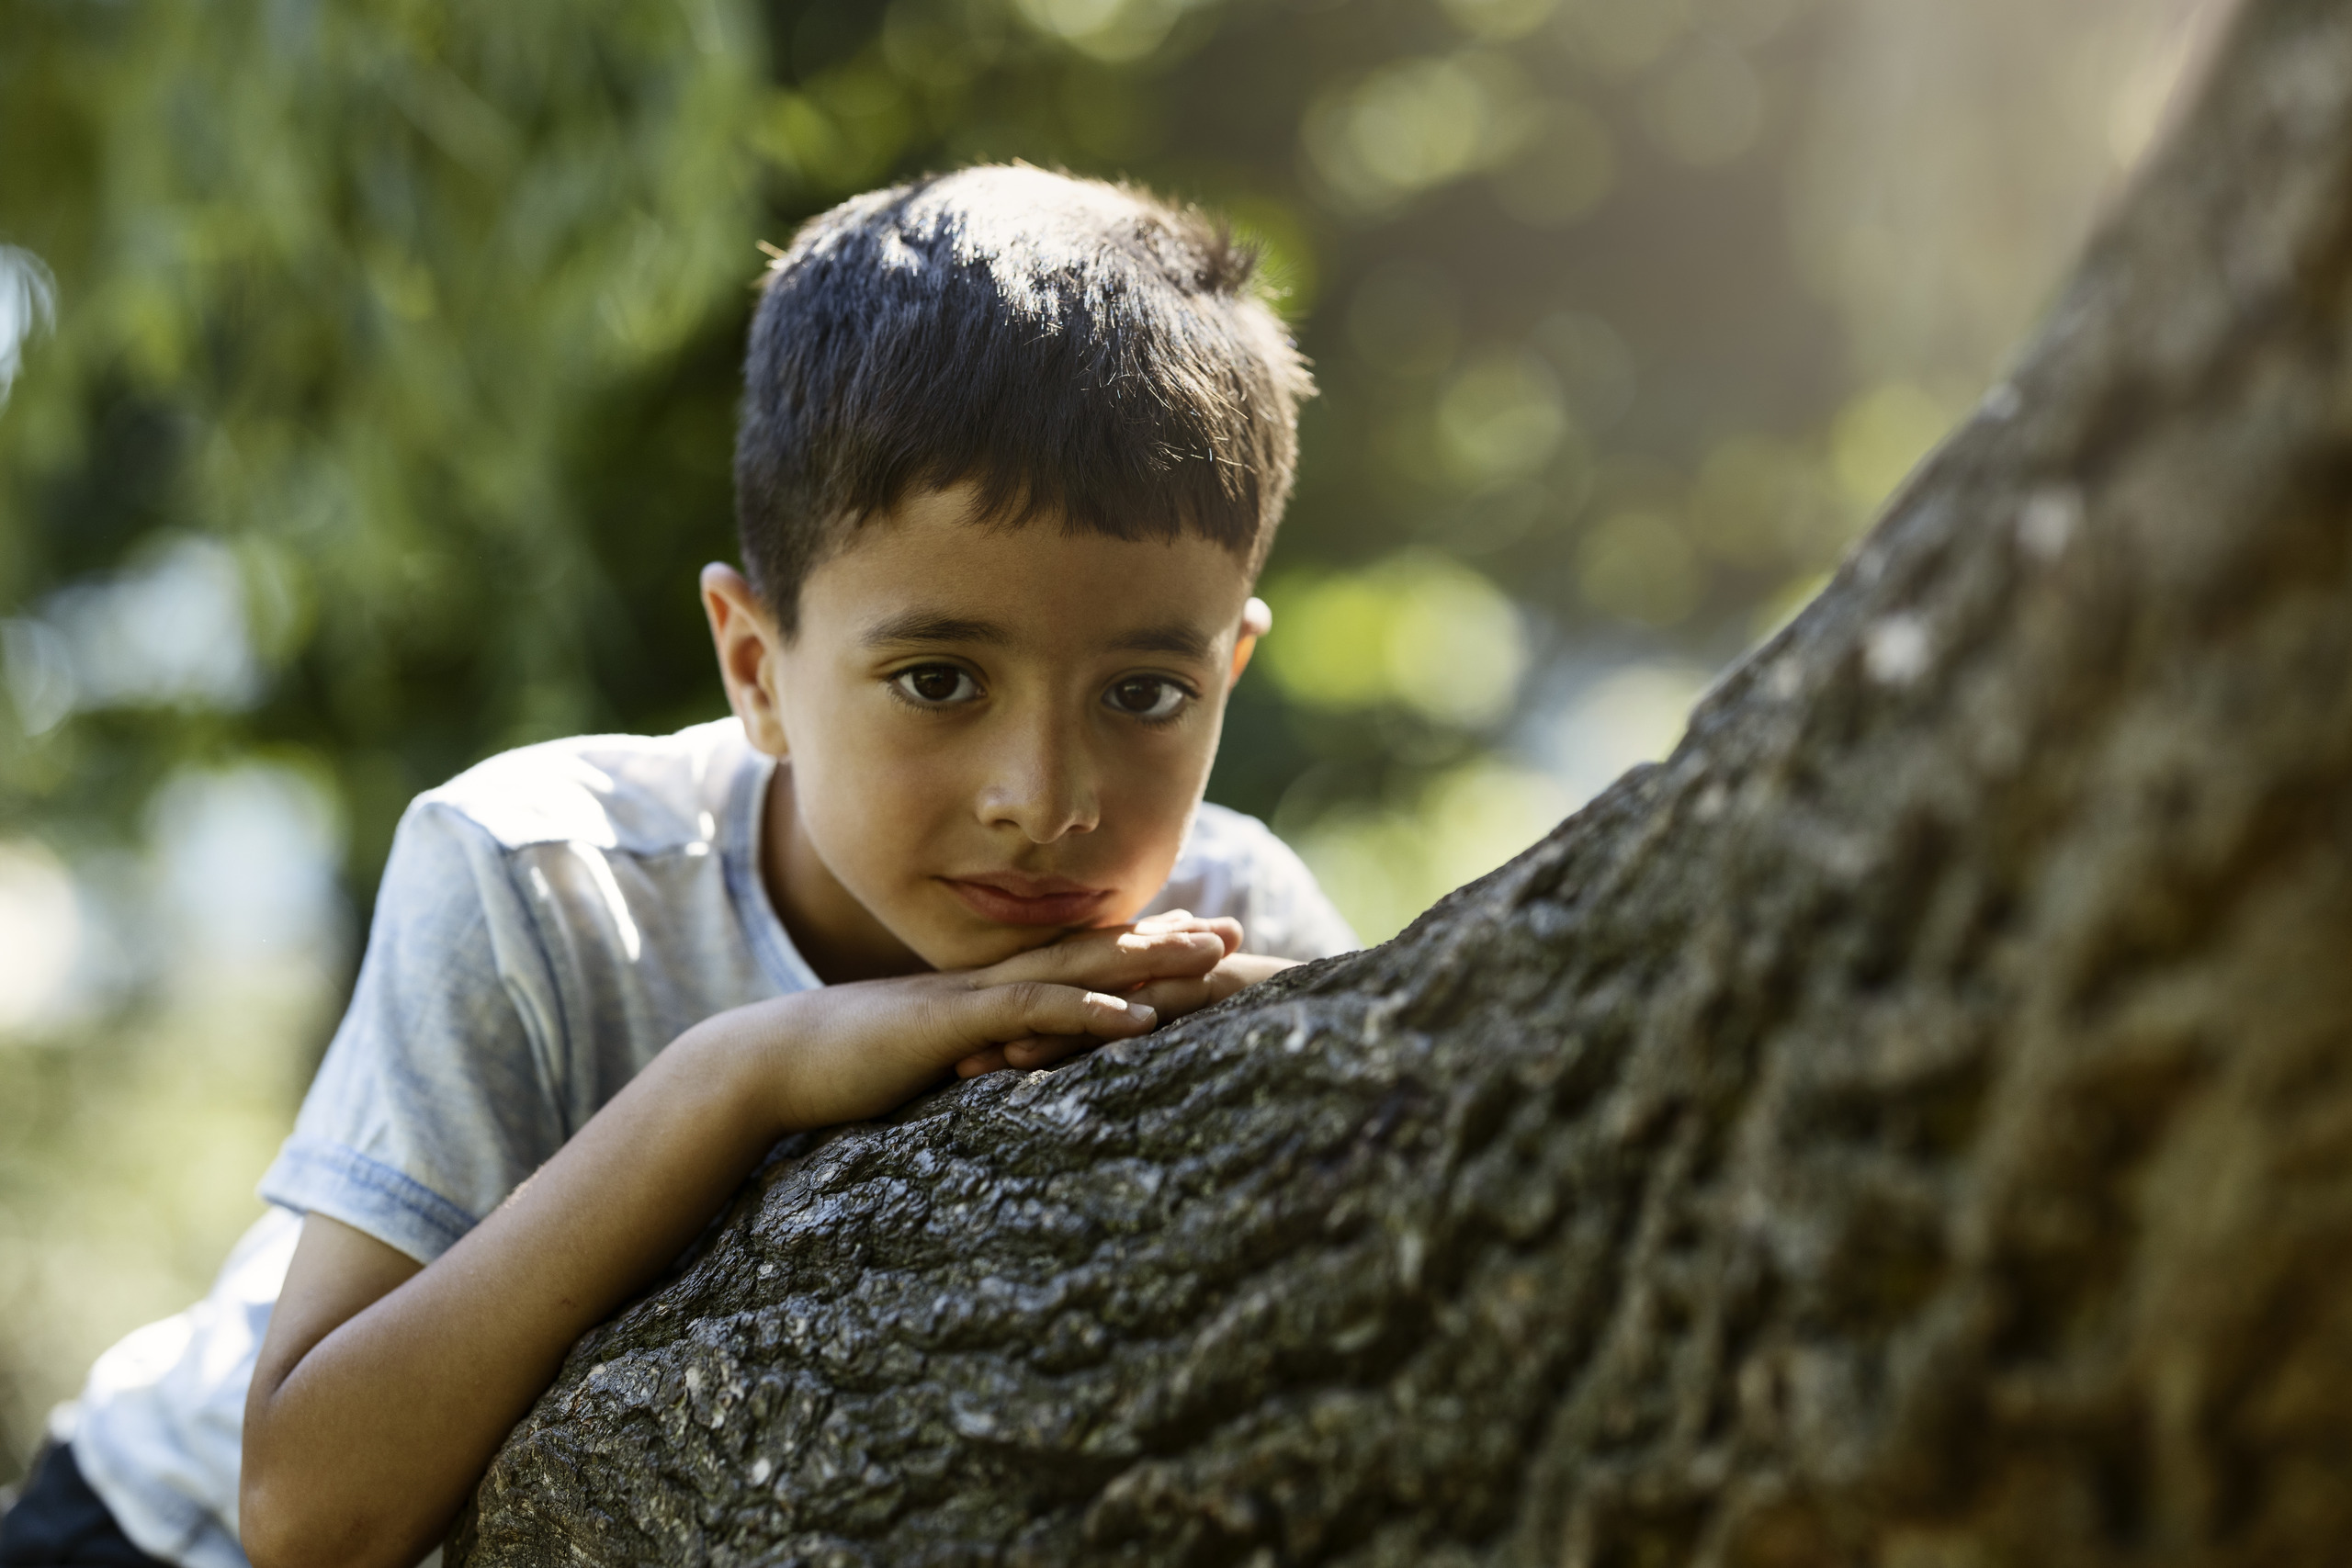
0;165;1352;1568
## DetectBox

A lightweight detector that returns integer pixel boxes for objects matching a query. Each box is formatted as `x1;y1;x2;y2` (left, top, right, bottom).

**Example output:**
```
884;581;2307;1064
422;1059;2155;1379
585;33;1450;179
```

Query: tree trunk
451;2;2352;1561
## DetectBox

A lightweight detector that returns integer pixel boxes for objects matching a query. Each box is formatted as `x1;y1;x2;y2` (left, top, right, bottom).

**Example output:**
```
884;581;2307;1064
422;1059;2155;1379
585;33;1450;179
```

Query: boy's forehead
803;487;1255;651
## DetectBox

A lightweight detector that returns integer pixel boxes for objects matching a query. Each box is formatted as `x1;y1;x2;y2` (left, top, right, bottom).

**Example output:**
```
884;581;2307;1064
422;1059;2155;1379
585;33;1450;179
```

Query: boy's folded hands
716;911;1286;1134
953;908;1267;1078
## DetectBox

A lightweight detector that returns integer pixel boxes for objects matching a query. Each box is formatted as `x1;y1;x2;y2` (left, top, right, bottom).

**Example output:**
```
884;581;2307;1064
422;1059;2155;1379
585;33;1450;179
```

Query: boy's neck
760;762;931;984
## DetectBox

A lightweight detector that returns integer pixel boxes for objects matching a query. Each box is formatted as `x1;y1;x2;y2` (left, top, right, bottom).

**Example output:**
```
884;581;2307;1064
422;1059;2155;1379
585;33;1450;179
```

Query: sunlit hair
734;164;1314;632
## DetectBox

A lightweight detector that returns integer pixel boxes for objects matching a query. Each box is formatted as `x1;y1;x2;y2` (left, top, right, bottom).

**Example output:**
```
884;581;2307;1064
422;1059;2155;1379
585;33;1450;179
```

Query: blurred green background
0;0;2220;1483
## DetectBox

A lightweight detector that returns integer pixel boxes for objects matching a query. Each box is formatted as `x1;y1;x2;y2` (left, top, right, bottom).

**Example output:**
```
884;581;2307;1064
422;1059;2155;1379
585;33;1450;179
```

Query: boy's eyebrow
862;612;1010;648
862;614;1216;660
1110;624;1215;660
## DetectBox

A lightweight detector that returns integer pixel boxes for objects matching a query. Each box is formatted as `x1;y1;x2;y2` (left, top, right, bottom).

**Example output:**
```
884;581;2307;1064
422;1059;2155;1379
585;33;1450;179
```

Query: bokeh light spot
1690;435;1852;570
0;843;83;1036
1831;381;1951;510
1263;553;1528;728
1012;0;1183;62
1437;350;1571;487
1385;564;1531;727
1576;511;1701;626
147;761;345;975
1305;52;1528;210
1262;574;1395;711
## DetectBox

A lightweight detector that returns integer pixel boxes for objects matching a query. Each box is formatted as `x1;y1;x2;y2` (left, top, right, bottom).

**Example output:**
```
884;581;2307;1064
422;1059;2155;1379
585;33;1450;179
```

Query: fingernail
1125;1001;1157;1023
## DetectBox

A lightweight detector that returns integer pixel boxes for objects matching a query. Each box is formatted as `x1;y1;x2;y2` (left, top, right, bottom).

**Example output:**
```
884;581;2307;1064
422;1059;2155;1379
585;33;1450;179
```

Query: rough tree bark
452;2;2352;1562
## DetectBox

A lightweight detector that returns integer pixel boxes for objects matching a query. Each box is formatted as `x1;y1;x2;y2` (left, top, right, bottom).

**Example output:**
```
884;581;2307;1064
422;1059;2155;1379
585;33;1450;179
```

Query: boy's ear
700;563;791;758
1228;596;1272;689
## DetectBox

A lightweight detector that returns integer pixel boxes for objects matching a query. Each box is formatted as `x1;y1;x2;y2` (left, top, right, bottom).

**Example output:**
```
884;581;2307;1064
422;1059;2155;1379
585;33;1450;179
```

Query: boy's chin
914;919;1089;973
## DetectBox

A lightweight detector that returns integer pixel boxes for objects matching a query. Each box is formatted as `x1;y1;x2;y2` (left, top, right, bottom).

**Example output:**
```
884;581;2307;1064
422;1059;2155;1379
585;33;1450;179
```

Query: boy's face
705;486;1266;976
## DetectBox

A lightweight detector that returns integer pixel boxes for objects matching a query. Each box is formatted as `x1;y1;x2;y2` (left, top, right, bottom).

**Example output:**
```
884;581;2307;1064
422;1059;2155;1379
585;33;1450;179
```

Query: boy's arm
240;923;1227;1568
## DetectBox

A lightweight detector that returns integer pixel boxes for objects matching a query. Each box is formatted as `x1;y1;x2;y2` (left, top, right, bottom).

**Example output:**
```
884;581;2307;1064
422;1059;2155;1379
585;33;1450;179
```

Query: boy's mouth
939;874;1113;927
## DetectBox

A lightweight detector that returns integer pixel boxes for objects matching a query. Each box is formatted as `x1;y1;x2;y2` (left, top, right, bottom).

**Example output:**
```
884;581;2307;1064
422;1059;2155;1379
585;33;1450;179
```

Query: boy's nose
978;711;1101;843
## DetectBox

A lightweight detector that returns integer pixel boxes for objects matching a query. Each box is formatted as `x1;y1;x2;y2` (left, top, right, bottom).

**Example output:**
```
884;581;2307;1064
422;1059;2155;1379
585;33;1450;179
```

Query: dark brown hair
734;165;1314;632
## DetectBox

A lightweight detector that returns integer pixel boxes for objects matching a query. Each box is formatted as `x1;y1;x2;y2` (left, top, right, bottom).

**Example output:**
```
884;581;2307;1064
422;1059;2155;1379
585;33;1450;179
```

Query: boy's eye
892;665;980;706
1104;676;1190;722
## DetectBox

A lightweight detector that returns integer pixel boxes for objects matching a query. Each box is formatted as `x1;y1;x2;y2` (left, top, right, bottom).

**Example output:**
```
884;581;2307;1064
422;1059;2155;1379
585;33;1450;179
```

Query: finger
987;928;1227;991
961;981;1158;1045
1131;911;1244;955
956;1045;1011;1078
1126;976;1215;1021
1002;1033;1097;1070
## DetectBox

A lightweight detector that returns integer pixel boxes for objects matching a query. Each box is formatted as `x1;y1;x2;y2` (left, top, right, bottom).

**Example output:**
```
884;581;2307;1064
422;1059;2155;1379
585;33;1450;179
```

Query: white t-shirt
62;719;1355;1567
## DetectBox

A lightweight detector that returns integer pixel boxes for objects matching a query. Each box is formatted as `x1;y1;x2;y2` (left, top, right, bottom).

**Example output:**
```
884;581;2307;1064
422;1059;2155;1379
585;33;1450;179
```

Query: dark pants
0;1444;170;1567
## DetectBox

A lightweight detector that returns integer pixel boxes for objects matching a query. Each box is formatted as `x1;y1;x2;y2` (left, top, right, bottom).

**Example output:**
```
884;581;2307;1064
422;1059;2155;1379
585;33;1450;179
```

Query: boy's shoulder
1172;800;1294;869
1150;801;1357;961
415;718;754;859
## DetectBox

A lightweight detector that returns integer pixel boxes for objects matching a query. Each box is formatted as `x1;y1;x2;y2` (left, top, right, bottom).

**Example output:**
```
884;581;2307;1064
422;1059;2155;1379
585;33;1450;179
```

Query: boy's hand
728;912;1239;1132
954;910;1295;1078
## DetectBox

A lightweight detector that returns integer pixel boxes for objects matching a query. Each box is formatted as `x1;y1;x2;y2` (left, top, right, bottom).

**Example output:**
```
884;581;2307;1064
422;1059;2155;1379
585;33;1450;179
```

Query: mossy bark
452;2;2352;1561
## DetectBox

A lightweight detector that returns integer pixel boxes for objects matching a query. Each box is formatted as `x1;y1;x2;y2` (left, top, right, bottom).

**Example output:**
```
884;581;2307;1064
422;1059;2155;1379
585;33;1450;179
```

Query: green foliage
0;0;1880;907
1;0;764;876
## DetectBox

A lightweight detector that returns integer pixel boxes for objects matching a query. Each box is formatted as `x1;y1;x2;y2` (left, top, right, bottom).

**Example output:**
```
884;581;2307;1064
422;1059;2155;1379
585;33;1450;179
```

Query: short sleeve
1141;804;1359;962
258;801;568;1264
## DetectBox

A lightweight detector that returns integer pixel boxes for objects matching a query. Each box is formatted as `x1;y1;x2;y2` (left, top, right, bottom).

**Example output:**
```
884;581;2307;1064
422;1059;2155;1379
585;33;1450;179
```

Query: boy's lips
940;874;1113;926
